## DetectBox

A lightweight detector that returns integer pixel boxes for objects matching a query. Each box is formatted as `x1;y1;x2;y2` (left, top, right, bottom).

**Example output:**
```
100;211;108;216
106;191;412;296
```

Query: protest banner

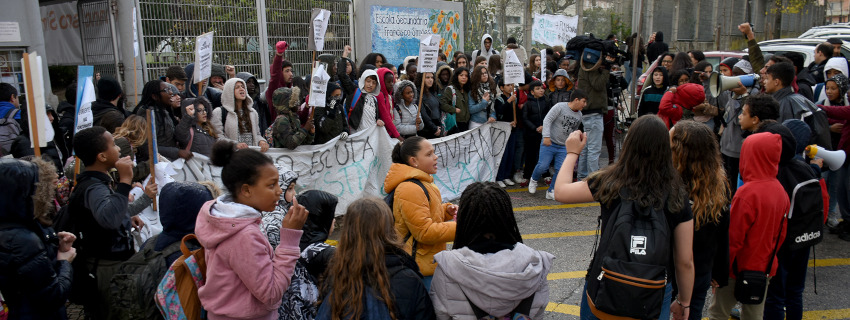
39;1;84;65
308;64;330;107
532;13;578;47
21;52;52;153
74;65;95;133
503;50;524;85
193;31;214;84
172;122;510;216
308;9;331;51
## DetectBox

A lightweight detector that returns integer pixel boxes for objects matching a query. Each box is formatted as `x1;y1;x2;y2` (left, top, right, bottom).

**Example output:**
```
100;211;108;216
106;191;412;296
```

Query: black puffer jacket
385;249;436;320
135;102;180;160
0;159;73;320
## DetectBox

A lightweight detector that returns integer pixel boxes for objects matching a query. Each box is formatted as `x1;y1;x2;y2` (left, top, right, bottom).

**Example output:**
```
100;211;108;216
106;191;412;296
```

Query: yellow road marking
547;271;587;281
546;304;850;319
525;230;598;239
808;257;850;267
507;187;548;193
545;302;581;316
515;202;600;212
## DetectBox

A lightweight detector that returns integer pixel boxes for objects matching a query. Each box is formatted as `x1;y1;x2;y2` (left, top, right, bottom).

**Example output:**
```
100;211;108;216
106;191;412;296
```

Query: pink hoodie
376;67;401;138
195;199;303;320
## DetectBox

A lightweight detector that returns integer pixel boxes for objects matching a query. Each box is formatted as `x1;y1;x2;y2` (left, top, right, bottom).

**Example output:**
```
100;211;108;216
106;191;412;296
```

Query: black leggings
523;129;541;179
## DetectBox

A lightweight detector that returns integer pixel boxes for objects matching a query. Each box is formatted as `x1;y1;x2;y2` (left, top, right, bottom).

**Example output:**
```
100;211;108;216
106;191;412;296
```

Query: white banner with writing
532;14;578;47
172;122;511;216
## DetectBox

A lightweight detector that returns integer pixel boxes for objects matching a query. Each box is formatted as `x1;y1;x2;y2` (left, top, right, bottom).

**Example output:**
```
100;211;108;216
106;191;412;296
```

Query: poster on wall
370;5;461;67
40;1;84;65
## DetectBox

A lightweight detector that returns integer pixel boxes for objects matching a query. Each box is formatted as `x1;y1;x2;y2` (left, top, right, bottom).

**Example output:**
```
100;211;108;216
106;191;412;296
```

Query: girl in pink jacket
195;140;308;319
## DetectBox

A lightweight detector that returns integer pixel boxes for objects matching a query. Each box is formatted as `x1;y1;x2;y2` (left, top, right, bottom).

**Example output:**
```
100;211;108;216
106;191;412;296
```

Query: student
488;54;503;78
416;72;445;139
92;76;127;133
522;81;548;183
553;115;695;320
312;82;347;145
739;94;781;134
547;69;573;106
670;121;731;320
638;66;669;116
316;198;435;319
270;87;314;149
67;126;143;319
440;67;472;133
347;70;385;134
392;80;424;138
211;78;270;152
816;74;850;239
430;182;554;319
112;115;151;182
576;52;609;180
494;78;518;187
436;63;453;89
706;132;789;320
175;97;219;157
468;65;497;130
236;71;271;132
383;136;458;288
720;61;761;196
0;158;76;319
471;34;498;63
529;90;587;200
266;41;294;119
195;140;308;319
135;80;187;160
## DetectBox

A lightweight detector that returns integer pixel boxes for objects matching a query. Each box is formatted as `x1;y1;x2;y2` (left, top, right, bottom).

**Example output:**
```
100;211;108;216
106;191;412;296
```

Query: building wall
0;0;56;106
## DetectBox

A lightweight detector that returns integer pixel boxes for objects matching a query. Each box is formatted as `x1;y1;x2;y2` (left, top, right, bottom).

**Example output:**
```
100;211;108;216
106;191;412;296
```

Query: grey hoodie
429;243;554;319
472;34;498;63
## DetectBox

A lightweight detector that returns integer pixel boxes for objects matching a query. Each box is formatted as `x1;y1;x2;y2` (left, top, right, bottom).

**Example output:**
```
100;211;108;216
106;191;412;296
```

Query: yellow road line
546;303;850;319
808;257;850;267
515;202;600;212
545;302;581;316
524;230;598;239
547;271;587;281
507;187;548;193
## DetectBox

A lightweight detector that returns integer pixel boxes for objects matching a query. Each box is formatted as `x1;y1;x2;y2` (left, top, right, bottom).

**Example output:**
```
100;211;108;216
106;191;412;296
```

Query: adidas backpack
155;234;207;320
109;235;183;319
585;195;671;320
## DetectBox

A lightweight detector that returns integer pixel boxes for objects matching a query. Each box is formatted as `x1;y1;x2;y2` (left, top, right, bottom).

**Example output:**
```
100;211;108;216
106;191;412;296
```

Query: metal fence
137;0;352;83
78;0;120;79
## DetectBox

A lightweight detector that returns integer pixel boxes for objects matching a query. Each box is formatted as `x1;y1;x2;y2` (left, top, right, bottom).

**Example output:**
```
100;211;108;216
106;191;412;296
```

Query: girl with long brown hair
317;197;434;320
176;97;219;157
527;54;541;76
669;120;730;320
113;114;150;181
468;65;497;130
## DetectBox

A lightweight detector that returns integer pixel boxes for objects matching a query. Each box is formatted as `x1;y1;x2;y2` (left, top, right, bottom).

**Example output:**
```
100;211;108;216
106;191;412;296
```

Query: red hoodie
266;54;293;119
657;83;705;129
375;68;401;138
730;132;789;278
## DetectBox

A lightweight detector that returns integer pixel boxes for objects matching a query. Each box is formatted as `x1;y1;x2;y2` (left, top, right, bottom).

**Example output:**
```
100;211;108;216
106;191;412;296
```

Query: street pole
630;0;643;116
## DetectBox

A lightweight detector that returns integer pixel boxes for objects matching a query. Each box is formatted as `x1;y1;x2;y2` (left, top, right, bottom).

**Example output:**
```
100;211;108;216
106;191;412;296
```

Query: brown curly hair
670;120;729;229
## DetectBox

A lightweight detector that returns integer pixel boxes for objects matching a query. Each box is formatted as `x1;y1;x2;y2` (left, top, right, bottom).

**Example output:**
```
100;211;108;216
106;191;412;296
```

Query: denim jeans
532;143;567;192
764;246;811;320
497;129;518;181
578;113;604;179
579;281;672;320
673;266;713;320
513;129;525;174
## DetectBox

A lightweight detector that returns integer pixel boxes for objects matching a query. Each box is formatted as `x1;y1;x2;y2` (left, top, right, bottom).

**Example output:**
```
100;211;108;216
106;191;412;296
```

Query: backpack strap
218;106;227;128
449;86;457;107
0;108;18;123
401;179;430;258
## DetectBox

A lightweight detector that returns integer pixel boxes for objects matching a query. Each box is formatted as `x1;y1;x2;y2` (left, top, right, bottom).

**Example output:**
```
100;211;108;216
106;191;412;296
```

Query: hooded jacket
135;96;180;160
419;84;444;138
91;99;126;132
211;78;265;146
348;69;382;133
183;63;223;109
195;197;303;320
0;159;73;320
522;93;549;131
271;87;313;149
547;69;573;106
337;57;359;101
265;54;295;119
440;83;472;124
313;82;347;144
175;98;218;156
720;87;760;158
383;163;456;276
637;67;669;116
471;34;498;63
646;31;668;63
430;243;553;319
730;132;789;277
236;72;271;132
392;80;423;136
657;83;706;128
814;57;850;103
436;64;454;89
577;62;609;115
376;68;401;138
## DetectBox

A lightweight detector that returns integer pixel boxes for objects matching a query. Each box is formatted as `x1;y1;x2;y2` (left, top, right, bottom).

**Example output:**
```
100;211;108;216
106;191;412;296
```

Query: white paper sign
0;22;21;42
418;34;441;73
308;9;331;51
75;66;95;133
173;123;510;216
503;50;525;85
541;52;547;84
21;53;50;148
194;32;214;83
309;64;330;107
532;14;578;47
132;7;139;57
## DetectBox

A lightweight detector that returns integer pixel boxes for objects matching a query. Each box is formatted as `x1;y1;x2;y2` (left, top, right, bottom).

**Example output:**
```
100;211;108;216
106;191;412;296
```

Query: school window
0;48;27;95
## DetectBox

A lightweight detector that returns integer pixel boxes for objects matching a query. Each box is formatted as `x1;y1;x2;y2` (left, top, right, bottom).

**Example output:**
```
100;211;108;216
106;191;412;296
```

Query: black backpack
109;235;183;320
383;179;430;258
54;175;101;304
585;195;671;320
784;178;826;251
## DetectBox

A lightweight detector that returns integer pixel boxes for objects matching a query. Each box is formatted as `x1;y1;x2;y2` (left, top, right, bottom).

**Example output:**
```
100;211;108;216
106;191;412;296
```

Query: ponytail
391;136;426;165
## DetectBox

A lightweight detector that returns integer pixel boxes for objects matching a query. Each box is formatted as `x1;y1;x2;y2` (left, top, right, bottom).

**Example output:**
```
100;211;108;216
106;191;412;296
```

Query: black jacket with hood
183;63;223;109
0;159;73;320
646;31;669;63
135;101;180;161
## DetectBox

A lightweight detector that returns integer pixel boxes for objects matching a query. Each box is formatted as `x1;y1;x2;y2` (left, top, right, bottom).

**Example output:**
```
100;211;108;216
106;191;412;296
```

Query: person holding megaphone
718;60;760;195
816;74;850;240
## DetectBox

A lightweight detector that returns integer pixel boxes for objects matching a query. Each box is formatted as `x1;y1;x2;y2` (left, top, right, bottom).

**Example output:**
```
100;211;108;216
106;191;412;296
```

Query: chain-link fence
137;0;352;82
78;0;119;79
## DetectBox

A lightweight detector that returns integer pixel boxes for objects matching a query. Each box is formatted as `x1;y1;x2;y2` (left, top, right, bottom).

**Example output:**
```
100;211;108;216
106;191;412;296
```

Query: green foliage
429;9;462;58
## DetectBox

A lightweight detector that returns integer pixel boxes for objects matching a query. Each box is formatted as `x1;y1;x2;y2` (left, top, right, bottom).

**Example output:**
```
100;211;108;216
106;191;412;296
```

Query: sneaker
497;181;506;188
513;171;524;183
839;231;850;242
503;179;516;186
829;220;848;234
528;179;539;194
545;190;555;200
730;303;742;319
543;177;553;185
827;217;840;229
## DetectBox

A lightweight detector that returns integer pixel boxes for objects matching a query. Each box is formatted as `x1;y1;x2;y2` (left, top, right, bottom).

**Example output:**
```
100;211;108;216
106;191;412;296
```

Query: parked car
746;38;850;66
703;51;747;69
800;24;850;38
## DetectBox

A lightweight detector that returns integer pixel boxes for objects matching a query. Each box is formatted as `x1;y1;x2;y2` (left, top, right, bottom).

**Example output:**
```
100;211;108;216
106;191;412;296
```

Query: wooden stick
146;109;157;211
415;72;428;136
512;87;517;125
308;51;317;120
133;56;139;107
21;53;40;157
73;156;81;186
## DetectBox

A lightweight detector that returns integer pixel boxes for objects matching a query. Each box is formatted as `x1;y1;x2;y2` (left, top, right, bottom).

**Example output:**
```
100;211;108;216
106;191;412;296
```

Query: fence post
256;0;271;87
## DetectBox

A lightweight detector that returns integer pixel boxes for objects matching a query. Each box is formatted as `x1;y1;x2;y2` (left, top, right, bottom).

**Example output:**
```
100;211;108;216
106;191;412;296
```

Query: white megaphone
805;145;846;171
709;72;760;98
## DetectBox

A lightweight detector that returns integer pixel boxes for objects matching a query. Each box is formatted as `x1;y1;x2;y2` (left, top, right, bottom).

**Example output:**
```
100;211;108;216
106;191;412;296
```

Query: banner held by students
308;9;331;51
172;122;510;216
74;65;96;133
193;31;214;84
532;13;578;47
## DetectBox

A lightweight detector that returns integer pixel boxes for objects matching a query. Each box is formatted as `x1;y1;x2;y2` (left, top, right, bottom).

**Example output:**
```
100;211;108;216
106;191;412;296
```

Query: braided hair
453;182;523;250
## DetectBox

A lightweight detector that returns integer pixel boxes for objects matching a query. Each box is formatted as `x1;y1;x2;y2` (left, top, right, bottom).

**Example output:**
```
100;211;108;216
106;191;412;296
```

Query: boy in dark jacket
313;82;348;144
67;126;143;319
522;81;548;181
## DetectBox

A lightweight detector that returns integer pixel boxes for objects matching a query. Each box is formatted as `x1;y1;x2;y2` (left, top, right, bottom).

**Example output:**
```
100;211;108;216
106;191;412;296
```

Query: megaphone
805;144;846;171
709;72;760;98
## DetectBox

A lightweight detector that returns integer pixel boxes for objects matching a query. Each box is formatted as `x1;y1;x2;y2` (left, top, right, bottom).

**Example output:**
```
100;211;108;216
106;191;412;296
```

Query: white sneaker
528;179;539;194
497;181;506;188
545;190;555;200
503;179;516;186
514;171;524;182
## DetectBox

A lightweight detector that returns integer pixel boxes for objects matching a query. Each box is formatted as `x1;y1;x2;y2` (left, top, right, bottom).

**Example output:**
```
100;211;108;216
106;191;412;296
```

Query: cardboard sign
308;64;330;107
74;65;95;134
417;34;441;73
193;31;214;83
308;9;331;51
503;50;525;85
21;52;52;148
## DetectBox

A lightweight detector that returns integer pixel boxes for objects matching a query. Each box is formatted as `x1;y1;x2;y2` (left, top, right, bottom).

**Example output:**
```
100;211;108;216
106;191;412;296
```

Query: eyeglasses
196;108;207;114
662;60;673;63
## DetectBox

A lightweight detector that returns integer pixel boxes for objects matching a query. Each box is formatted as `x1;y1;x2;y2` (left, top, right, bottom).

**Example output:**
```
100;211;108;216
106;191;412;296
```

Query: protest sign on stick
21;52;50;156
194;31;214;95
503;50;525;122
73;65;96;182
416;34;441;129
309;64;330;107
308;9;331;52
146;109;159;211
